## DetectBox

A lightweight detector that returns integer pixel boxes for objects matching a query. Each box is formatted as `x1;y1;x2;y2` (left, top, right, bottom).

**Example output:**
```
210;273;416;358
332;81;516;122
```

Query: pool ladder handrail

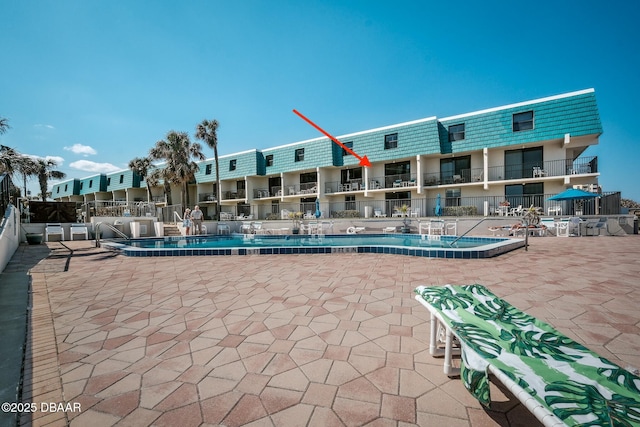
449;217;490;247
94;221;130;247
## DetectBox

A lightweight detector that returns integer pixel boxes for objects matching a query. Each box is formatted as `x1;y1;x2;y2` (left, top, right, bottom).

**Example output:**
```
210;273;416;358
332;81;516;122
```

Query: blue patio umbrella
547;188;599;201
315;198;322;218
548;188;599;215
435;194;442;217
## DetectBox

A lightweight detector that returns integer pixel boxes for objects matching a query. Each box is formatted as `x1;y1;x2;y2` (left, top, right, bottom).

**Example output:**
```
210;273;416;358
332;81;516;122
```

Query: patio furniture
414;284;640;427
45;223;65;242
547;206;562;216
393;179;403;188
346;226;366;234
217;223;230;235
509;205;524;216
70;223;89;240
533;166;547;177
539;217;556;236
427;220;444;235
374;209;386;218
585;217;608;236
383;226;397;233
556;219;570;237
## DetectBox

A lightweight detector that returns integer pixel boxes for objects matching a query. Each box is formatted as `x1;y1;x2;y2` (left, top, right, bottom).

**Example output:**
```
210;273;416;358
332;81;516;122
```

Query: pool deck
3;234;640;426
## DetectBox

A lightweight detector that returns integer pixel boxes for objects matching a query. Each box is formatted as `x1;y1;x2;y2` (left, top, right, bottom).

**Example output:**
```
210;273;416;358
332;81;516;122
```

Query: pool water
109;233;523;259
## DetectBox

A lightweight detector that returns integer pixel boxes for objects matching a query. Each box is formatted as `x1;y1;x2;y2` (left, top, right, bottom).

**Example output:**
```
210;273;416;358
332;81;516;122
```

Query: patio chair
70;223;89;240
217;223;230;235
393;179;403;188
374;209;386;218
585;217;607;236
509;205;524;216
453;174;462;183
383;226;397;233
410;208;420;217
539;217;556;236
556;219;570;237
428;220;445;235
45;223;65;241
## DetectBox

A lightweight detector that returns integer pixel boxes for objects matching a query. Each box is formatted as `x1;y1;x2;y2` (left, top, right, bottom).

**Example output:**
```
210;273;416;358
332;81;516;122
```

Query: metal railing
94;221;130;247
84;200;156;218
422;156;598;186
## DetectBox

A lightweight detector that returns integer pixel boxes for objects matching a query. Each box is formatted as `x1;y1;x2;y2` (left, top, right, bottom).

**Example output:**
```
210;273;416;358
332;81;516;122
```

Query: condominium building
52;88;603;219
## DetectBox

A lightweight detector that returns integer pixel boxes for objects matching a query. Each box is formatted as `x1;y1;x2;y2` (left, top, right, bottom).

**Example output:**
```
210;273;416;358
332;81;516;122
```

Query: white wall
0;205;20;273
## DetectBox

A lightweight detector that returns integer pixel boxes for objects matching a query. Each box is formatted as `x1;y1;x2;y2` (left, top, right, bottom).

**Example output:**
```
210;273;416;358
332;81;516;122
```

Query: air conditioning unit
573;184;600;193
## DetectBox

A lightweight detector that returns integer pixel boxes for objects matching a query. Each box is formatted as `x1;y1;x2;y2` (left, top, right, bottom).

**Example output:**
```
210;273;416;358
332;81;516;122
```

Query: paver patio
11;235;640;426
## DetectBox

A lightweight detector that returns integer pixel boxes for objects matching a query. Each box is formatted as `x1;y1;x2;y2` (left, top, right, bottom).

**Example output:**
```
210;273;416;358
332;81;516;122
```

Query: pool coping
102;234;525;259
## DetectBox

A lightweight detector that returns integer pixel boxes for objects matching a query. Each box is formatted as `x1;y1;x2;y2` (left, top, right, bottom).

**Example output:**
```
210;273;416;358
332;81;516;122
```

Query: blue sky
1;1;639;201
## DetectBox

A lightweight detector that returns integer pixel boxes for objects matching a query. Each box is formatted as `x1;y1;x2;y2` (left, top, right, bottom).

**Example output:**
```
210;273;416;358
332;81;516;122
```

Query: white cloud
24;154;65;165
70;160;120;173
64;143;97;156
34;124;56;130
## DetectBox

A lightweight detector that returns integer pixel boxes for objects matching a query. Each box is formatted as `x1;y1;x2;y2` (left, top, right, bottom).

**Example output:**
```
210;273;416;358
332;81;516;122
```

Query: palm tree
149;131;205;209
35;158;66;201
195;119;221;220
0;117;9;134
0;145;37;197
128;156;154;202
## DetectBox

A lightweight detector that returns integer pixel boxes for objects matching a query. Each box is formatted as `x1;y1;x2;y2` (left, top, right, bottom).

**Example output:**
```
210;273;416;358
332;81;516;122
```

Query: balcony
422;156;597;186
325;175;418;194
198;192;217;202
282;182;318;196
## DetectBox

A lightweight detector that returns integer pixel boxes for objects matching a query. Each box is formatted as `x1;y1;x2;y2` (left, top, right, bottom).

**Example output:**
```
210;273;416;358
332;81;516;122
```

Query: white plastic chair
70;223;89;240
45;223;65;241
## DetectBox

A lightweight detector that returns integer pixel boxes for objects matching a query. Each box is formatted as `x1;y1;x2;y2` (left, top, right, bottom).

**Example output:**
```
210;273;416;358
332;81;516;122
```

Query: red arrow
293;109;371;167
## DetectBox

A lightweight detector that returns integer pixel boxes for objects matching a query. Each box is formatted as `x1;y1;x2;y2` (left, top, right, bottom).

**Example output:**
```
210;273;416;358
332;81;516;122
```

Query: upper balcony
423;156;597;187
324;174;418;195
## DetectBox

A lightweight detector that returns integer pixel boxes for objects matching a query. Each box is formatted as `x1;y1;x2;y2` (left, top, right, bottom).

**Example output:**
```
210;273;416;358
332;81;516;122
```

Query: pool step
163;224;182;236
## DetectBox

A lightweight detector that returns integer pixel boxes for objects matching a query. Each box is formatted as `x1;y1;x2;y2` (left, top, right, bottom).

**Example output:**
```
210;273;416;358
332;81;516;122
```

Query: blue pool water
108;233;523;259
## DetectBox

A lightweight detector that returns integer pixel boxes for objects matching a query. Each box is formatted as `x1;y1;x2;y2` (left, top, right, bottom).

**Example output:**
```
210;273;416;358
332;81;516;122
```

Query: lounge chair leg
444;328;461;377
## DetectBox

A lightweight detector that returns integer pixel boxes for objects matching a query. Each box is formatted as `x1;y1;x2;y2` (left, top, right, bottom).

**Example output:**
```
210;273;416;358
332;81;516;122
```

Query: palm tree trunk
214;146;221;221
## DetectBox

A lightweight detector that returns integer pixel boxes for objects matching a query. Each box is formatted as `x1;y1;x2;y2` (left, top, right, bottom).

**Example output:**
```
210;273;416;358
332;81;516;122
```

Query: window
342;141;353;156
513;111;534;132
64;184;68;192
80;182;83;190
119;174;124;184
448;124;465;142
440;155;470;183
384;161;410;188
295;148;304;162
345;195;355;210
384;133;398;149
56;187;60;193
205;164;212;175
89;180;93;188
266;154;274;167
107;177;111;186
229;159;237;171
504;147;543;179
505;182;544;208
445;188;461;207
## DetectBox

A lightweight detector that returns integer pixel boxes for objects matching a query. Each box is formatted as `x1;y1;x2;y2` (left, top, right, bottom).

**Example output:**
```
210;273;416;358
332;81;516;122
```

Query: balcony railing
325;175;418;194
423;156;597;186
199;192;217;202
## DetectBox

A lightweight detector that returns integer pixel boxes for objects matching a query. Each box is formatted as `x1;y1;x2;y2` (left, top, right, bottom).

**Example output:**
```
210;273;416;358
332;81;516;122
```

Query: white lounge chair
556;219;570;237
70;223;89;240
539;217;556;236
45;223;65;241
374;209;386;218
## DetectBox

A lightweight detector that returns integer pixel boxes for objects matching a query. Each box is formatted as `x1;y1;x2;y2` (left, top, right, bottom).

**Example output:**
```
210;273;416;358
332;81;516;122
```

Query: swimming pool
105;234;524;259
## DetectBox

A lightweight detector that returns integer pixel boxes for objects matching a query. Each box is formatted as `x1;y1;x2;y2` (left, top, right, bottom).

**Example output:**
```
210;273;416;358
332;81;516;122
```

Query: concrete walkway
5;235;640;426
